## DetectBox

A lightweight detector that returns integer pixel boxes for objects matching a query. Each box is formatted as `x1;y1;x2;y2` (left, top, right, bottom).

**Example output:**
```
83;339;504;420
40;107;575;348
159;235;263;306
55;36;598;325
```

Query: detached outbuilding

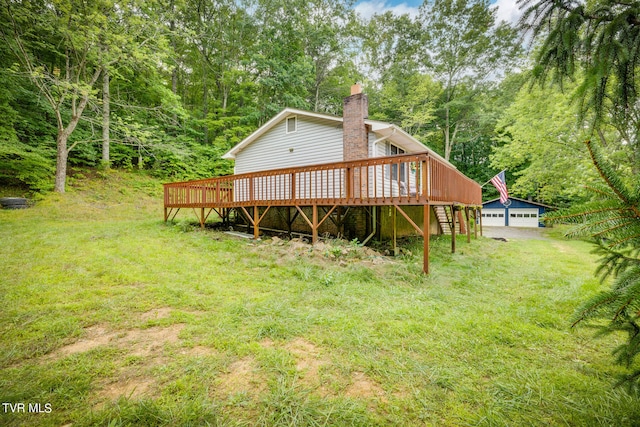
482;197;552;228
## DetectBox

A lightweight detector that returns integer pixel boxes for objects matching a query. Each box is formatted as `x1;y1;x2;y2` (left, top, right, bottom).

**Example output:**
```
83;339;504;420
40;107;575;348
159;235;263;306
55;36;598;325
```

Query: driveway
481;226;549;240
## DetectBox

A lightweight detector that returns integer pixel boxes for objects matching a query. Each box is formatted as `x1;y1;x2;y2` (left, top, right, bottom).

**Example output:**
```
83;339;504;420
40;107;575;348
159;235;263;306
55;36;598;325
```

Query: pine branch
586;139;635;206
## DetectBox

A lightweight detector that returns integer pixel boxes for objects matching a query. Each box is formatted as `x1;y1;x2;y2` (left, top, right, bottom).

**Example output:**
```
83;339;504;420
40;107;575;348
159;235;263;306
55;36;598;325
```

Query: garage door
481;209;506;226
508;209;540;227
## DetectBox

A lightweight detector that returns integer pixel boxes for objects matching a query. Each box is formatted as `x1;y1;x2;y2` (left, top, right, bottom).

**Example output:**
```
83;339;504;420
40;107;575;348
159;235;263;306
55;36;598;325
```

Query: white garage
508;208;540;228
482;197;551;228
481;209;506;226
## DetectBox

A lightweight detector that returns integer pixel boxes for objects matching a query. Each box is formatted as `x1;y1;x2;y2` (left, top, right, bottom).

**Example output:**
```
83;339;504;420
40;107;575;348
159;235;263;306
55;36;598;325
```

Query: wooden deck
163;152;482;273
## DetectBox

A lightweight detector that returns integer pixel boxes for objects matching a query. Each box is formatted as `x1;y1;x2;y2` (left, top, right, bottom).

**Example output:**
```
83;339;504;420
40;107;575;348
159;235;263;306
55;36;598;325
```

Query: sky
354;0;523;26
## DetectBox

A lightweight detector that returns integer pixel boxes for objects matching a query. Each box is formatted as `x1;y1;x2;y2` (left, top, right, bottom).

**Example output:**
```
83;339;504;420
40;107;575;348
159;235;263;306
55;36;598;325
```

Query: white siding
232;118;426;201
232;169;346;202
234;116;344;174
369;140;419;197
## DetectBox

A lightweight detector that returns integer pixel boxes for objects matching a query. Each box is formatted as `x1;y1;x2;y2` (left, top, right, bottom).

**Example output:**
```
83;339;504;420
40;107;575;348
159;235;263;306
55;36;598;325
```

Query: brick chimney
343;83;369;161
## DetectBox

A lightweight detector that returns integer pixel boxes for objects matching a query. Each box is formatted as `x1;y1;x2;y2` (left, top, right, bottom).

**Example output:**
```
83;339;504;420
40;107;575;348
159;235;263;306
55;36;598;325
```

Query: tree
491;79;600;205
521;0;640;389
1;0;174;191
1;0;105;192
360;12;422;83
298;0;357;113
418;0;521;161
368;71;442;144
0;70;54;191
519;0;640;171
545;139;640;390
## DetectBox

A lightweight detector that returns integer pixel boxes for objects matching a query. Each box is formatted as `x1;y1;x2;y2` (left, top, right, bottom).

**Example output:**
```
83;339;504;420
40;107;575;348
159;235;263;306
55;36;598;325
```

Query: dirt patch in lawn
181;345;216;357
93;324;185;403
345;371;386;401
54;325;118;357
52;323;185;360
127;324;184;357
259;337;275;348
49;322;187;404
214;356;266;398
99;375;157;401
286;338;327;384
140;307;173;321
285;337;337;396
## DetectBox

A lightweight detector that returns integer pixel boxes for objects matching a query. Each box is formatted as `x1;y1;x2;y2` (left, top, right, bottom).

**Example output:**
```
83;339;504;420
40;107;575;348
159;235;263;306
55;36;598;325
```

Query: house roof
483;197;554;209
222;107;452;166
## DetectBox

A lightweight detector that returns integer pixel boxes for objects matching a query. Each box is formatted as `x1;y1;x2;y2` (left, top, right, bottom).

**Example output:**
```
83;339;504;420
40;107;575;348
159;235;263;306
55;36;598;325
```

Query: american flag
490;171;509;204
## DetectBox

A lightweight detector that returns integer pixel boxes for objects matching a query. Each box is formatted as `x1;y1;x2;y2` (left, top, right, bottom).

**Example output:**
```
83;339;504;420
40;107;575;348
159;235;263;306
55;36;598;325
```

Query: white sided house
223;111;449;174
163;85;483;271
222;85;453;202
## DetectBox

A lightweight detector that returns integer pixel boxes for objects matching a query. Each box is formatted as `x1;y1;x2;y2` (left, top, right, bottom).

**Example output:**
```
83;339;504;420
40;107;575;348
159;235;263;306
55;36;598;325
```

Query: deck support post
465;207;471;243
457;209;466;235
473;208;478;239
392;205;398;256
312;205;318;244
423;204;430;274
253;205;260;239
164;207;168;222
451;205;456;254
478;208;483;236
240;206;271;240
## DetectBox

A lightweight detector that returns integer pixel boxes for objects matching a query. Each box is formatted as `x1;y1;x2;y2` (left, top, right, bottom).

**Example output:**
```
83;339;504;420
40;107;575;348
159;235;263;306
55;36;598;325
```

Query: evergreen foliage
545;139;640;390
519;0;640;126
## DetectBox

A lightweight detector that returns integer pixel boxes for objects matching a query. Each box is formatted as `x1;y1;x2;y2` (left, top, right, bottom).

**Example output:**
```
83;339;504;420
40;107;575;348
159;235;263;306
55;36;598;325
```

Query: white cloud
491;0;523;26
354;0;420;21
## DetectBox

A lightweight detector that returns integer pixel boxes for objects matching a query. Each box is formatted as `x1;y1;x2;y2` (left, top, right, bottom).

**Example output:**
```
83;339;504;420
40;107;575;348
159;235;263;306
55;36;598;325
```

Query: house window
387;143;406;182
286;116;297;134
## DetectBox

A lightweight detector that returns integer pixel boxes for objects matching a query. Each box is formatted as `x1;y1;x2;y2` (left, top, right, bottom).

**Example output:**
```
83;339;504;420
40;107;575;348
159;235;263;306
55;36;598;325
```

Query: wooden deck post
253;205;259;240
286;207;293;236
451;205;456;254
392;206;398;256
312;205;318;244
423;204;430;274
473;208;478;239
465;207;471;243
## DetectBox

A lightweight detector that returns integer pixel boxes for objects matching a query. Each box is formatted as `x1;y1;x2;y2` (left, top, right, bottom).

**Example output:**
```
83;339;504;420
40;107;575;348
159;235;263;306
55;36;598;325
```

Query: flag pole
481;170;505;188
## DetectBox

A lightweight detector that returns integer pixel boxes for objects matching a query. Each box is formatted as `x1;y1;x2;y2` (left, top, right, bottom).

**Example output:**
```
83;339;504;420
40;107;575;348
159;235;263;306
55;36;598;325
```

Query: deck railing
163;152;482;209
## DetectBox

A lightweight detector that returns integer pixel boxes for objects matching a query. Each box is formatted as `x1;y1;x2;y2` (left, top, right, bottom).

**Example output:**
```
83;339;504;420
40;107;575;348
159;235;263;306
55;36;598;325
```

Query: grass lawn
1;170;639;426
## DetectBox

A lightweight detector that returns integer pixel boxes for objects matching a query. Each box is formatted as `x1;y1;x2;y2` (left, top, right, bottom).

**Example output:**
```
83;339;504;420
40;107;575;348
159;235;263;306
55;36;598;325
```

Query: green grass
1;169;639;426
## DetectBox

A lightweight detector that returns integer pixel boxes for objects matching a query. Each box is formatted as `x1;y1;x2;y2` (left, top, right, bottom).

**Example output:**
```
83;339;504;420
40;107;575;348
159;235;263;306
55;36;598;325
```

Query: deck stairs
433;205;464;235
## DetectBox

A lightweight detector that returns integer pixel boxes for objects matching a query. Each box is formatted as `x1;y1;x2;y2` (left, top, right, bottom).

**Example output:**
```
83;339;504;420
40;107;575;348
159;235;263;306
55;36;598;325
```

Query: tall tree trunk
202;61;208;144
52;77;99;193
102;65;110;168
444;106;451;161
54;130;70;193
170;18;178;95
